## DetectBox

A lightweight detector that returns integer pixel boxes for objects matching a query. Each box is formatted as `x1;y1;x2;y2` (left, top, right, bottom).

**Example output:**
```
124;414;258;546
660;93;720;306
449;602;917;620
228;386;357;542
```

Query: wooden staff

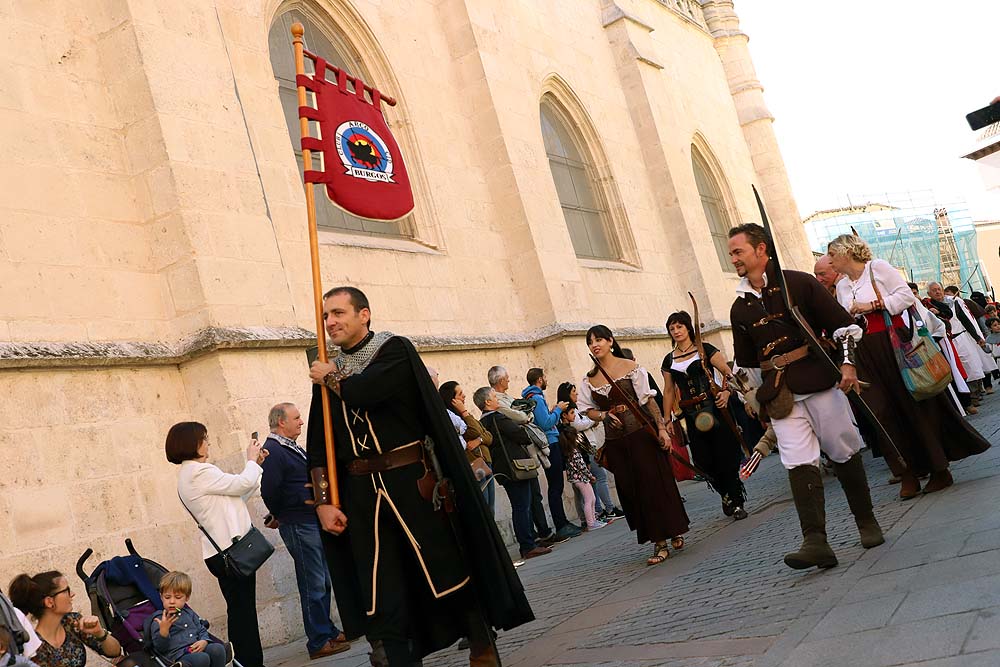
292;22;339;507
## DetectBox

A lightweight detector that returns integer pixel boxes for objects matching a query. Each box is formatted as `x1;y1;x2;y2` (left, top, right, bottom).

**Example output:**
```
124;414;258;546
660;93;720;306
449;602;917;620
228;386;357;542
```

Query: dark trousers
529;476;551;538
543;442;569;529
205;556;263;667
502;478;536;554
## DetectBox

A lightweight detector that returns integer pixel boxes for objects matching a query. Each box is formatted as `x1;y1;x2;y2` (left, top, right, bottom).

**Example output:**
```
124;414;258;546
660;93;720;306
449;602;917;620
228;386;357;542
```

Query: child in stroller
77;540;239;667
146;573;225;667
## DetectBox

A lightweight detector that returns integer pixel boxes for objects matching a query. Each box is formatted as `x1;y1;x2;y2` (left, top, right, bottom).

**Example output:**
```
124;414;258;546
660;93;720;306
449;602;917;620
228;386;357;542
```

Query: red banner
297;59;414;221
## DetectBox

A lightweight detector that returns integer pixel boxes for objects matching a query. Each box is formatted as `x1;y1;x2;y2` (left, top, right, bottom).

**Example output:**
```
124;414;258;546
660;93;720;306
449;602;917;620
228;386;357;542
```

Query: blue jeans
590;459;614;513
482;474;496;515
278;521;342;652
178;643;227;667
501;478;536;554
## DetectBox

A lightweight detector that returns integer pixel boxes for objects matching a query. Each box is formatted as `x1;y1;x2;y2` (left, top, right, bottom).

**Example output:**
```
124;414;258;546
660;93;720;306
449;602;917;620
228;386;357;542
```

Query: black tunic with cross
306;334;533;658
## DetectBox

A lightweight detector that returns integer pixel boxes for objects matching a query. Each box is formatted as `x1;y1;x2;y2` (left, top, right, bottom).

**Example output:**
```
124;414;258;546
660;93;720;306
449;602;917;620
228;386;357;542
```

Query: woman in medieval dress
576;325;689;566
660;311;748;521
827;234;990;500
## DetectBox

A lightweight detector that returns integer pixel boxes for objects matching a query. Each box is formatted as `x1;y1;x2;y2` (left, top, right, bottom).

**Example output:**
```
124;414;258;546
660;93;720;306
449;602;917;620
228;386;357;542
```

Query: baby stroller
77;539;241;667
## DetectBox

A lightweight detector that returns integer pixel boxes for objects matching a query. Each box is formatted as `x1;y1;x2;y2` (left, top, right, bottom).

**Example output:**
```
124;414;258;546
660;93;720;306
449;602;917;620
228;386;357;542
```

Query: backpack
0;593;28;658
509;398;551;450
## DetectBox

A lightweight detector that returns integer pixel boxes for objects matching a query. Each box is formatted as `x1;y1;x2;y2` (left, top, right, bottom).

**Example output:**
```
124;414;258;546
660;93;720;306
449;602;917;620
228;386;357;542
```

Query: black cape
307;335;534;643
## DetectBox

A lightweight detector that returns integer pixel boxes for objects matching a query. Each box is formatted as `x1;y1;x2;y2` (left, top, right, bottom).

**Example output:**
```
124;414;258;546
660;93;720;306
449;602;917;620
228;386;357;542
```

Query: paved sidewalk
266;393;1000;667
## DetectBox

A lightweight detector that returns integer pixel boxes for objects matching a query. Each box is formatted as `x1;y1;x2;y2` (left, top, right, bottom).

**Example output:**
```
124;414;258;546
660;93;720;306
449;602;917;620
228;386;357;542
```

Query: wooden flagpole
292;22;340;507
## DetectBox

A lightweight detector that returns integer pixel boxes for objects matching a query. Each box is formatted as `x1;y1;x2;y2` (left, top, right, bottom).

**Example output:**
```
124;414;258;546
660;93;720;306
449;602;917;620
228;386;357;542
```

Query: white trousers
771;387;864;469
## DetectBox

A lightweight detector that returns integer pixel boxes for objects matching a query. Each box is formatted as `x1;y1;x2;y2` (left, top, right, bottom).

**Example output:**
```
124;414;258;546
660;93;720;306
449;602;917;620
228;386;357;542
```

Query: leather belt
760;345;810;372
347;441;424;475
678;393;709;409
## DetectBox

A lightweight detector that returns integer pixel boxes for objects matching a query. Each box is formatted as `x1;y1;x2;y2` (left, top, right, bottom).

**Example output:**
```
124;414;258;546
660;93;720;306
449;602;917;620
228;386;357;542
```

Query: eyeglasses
48;586;71;598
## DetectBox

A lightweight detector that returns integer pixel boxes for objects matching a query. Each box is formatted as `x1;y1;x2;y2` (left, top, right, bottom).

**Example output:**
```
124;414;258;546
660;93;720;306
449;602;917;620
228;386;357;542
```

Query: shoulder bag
871;272;952;401
178;493;274;578
490;420;539;482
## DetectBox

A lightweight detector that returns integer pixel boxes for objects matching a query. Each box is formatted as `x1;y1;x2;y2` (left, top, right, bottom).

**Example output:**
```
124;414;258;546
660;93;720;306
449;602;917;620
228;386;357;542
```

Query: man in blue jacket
261;403;350;660
522;369;582;539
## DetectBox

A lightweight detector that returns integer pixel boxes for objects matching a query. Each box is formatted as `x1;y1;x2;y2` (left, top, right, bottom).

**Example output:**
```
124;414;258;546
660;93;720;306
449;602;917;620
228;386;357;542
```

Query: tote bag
871;276;952;401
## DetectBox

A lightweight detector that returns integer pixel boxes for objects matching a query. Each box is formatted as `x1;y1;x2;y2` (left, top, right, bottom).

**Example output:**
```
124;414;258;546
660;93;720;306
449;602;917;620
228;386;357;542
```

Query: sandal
647;542;670;566
671;536;685;551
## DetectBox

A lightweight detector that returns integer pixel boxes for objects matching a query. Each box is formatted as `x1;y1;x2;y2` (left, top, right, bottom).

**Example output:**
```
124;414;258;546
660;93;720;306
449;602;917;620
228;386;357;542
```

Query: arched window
269;8;405;237
691;146;736;272
540;100;616;260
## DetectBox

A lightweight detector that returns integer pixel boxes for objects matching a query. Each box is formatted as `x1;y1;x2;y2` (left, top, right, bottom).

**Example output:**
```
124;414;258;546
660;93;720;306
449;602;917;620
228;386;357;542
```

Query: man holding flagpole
306;286;532;667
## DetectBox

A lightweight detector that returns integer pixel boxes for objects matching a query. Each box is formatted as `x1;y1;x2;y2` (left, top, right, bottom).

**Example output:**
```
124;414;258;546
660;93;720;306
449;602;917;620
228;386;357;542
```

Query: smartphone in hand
251;431;259;442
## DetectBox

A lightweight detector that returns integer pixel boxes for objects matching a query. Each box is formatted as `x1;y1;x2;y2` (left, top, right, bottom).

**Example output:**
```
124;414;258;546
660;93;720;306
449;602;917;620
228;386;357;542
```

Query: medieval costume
731;262;884;570
306;332;533;666
835;260;990;497
661;343;747;519
577;366;689;548
934;295;987;388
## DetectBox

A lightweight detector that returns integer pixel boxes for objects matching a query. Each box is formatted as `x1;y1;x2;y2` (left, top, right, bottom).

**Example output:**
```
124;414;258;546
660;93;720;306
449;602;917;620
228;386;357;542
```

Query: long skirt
683;412;746;507
855;329;990;476
602;428;689;544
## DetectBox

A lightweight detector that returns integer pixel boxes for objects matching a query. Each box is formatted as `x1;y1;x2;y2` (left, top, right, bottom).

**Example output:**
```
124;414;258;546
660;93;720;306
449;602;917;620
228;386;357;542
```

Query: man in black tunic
726;225;884;570
305;286;532;666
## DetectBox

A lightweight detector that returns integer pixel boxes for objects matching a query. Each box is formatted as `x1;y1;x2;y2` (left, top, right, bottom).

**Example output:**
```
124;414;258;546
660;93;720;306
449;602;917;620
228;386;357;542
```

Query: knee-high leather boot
784;465;838;570
833;453;885;548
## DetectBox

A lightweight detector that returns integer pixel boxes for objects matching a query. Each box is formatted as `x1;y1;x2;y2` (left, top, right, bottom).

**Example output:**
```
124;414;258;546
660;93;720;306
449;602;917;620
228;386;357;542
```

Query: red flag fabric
297;58;414;221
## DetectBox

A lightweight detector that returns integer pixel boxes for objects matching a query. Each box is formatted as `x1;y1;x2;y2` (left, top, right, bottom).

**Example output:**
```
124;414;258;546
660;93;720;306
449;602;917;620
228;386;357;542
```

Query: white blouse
577;364;657;411
178;460;262;560
835;259;917;317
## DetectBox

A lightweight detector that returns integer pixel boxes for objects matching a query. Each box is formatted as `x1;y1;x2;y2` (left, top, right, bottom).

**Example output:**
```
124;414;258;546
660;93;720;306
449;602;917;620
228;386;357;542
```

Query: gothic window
691;146;736;272
269;8;406;237
540;100;617;261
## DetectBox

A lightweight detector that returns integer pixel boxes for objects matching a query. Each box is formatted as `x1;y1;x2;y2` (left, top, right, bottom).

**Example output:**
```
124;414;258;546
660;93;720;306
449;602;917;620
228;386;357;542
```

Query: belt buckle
770;354;787;371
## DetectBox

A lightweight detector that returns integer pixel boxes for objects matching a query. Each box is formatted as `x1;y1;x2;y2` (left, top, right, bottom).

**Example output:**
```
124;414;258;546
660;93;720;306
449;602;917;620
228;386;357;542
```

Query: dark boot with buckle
833;453;885;548
784;465;838;570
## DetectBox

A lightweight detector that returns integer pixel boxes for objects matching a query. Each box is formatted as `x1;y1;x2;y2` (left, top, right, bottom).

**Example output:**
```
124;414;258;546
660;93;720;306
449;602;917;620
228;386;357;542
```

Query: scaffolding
802;191;991;295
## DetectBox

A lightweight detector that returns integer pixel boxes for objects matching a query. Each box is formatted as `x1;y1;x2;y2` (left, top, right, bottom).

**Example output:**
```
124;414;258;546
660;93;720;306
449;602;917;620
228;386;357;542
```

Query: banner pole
293;22;340;507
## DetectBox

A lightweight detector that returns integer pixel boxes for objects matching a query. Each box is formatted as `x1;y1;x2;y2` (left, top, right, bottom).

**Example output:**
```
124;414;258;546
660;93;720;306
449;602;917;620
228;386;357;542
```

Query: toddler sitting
150;572;226;667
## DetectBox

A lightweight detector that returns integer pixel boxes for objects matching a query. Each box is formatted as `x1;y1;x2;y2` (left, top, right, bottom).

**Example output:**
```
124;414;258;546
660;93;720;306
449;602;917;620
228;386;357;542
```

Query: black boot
784;465;838;570
833;453;885;548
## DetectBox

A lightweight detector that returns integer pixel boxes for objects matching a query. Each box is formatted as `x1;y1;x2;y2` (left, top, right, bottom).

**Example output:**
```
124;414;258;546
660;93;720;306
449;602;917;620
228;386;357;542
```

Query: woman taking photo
576;325;689;566
166;422;268;667
9;571;123;667
827;234;991;499
660;311;748;520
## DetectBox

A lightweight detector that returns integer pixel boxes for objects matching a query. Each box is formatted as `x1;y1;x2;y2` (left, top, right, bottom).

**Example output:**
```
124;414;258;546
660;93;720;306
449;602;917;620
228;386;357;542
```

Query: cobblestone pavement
266;392;1000;667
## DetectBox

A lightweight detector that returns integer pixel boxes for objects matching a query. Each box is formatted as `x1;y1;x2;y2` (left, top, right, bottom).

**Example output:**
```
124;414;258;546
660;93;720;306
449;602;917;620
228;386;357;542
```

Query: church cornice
0;321;733;370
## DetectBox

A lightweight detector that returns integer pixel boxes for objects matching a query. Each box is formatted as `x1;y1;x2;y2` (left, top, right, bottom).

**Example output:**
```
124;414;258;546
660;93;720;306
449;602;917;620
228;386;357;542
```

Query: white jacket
178;460;262;560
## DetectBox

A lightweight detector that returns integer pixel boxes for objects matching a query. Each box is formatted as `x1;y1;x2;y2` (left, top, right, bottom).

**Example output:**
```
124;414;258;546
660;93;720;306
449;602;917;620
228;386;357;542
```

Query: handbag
871;274;952;401
178;493;274;578
491;423;539;482
468;443;493;483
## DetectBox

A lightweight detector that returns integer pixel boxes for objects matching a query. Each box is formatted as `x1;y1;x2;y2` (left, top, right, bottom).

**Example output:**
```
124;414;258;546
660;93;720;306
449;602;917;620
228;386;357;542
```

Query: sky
736;1;1000;221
